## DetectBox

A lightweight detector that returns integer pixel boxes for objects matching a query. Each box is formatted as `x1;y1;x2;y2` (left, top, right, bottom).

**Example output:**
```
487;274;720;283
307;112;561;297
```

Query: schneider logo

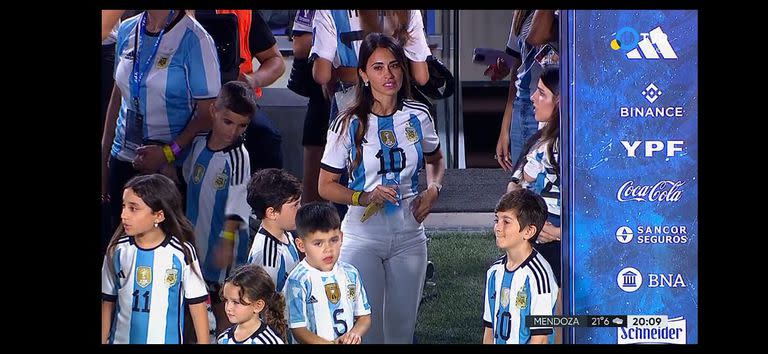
611;26;678;60
618;317;686;344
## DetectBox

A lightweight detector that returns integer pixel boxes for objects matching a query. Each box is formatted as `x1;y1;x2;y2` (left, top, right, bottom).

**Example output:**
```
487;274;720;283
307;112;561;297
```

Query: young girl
509;65;561;283
216;264;287;344
101;174;210;344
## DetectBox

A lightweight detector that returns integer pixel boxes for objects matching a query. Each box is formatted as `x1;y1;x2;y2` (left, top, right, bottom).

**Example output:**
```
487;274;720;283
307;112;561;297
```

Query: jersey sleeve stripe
186;294;209;304
525;264;544;295
102;293;118;302
270;238;278;267
403;102;433;123
531;328;553;335
320;162;345;174
531;257;551;294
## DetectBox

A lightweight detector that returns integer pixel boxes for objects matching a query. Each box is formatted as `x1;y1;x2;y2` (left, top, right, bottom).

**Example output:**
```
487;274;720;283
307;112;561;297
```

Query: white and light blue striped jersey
112;12;221;162
506;11;546;99
248;228;301;291
216;322;285;344
513;138;560;216
284;259;371;342
321;99;440;200
101;235;208;344
310;10;430;68
183;135;251;284
483;251;558;344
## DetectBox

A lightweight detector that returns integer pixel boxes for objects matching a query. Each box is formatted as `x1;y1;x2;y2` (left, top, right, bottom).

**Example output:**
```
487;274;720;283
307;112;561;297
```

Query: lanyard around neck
131;10;175;110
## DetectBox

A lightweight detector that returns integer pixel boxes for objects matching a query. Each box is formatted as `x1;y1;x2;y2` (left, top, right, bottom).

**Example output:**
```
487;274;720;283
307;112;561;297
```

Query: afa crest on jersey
137;266;152;288
515;285;528;309
347;283;356;301
156;56;170;69
165;268;179;287
325;283;341;304
405;126;418;143
380;130;396;148
193;164;205;184
213;172;228;190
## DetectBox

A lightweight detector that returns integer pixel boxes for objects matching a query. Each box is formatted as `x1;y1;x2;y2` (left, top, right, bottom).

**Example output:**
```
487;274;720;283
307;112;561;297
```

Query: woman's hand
360;185;399;206
536;221;561;244
411;185;439;223
483;57;510;81
496;131;513;171
134;145;168;173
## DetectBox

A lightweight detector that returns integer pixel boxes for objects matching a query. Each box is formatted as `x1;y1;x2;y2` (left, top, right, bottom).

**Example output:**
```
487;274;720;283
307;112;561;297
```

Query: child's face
211;106;250;147
275;198;301;232
296;229;343;272
494;209;531;250
222;282;263;325
121;188;164;236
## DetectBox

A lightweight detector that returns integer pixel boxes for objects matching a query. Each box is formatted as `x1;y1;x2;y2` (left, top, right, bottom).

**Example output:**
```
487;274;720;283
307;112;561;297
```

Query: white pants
339;196;427;344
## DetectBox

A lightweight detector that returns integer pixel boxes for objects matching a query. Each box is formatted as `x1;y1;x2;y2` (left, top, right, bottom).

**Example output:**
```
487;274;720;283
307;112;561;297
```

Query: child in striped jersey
246;168;303;292
101;174;209;344
285;202;371;344
217;264;287;344
180;80;258;335
482;189;558;344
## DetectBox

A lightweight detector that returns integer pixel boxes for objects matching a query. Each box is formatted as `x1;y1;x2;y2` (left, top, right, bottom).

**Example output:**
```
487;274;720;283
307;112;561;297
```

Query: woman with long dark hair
317;33;445;343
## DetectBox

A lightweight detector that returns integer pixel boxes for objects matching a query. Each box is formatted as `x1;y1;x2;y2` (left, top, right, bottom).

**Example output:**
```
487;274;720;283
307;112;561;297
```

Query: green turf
415;231;501;344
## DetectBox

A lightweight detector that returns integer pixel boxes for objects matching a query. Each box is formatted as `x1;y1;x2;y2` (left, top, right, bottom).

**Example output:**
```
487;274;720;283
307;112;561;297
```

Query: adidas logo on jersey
611;26;678;60
307;295;318;304
118;270;126;279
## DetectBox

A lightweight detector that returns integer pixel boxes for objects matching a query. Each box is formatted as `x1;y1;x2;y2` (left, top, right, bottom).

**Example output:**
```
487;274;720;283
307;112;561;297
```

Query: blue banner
567;10;697;344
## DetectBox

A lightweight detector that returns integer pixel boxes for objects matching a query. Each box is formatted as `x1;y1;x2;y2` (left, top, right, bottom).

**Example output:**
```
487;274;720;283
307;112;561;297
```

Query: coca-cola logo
617;180;684;202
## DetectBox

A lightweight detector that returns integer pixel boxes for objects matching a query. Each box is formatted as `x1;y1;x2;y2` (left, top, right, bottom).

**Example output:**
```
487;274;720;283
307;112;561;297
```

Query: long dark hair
513;65;560;174
106;174;198;274
337;32;412;172
222;264;288;341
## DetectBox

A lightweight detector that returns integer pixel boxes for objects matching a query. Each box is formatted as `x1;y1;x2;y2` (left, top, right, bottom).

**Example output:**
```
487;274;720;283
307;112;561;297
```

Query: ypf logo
610;26;678;60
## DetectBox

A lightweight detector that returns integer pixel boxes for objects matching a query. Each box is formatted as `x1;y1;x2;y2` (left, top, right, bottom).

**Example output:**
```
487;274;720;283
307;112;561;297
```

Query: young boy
246;168;303;291
284;202;371;344
181;80;257;334
483;189;559;344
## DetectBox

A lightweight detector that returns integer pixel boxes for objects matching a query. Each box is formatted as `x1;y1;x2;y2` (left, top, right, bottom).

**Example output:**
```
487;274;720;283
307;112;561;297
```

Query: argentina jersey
310;10;430;69
515;139;560;216
321;99;440;200
483;252;558;344
217;322;285;344
247;228;301;291
284;260;371;342
112;13;221;161
506;10;540;99
101;235;208;344
183;135;252;284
